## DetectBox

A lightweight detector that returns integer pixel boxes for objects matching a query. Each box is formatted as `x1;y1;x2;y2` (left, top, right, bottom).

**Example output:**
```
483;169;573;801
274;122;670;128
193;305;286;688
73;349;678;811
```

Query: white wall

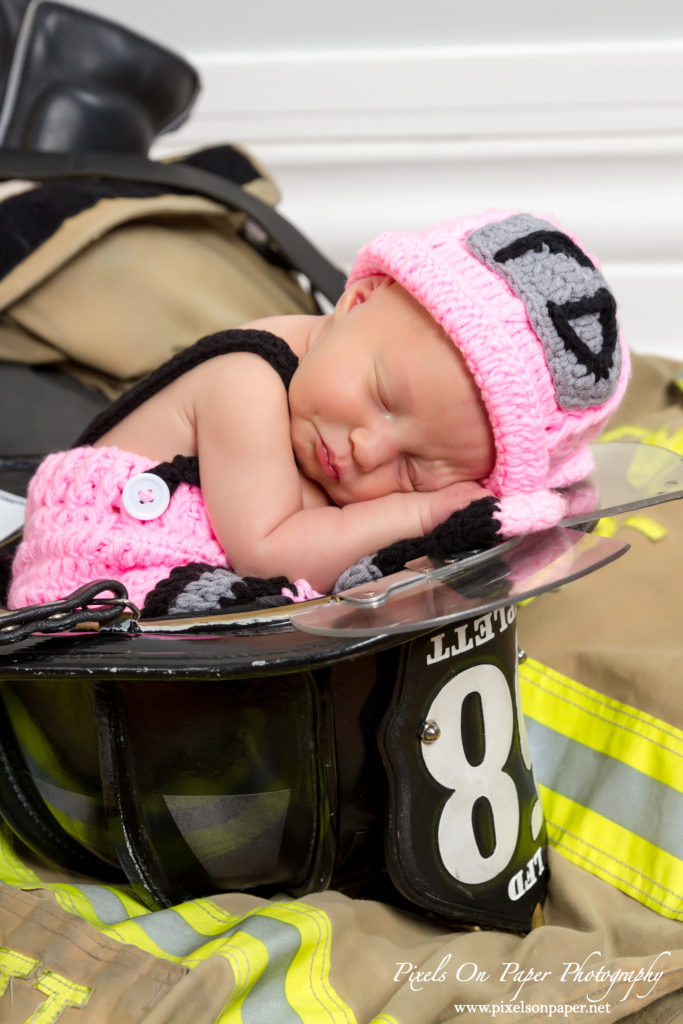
70;1;683;359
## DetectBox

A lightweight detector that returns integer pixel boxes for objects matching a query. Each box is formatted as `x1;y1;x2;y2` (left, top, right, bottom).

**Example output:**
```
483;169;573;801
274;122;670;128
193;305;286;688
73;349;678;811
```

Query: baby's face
289;277;495;505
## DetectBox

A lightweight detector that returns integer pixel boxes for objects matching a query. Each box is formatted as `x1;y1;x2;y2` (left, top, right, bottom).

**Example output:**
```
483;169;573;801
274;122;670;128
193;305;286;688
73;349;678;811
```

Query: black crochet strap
76;328;298;445
0;149;347;304
149;454;201;493
0;580;139;644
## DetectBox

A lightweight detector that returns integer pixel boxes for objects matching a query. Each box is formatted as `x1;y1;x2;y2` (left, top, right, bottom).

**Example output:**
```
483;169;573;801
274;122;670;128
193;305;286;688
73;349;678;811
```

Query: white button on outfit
122;473;171;520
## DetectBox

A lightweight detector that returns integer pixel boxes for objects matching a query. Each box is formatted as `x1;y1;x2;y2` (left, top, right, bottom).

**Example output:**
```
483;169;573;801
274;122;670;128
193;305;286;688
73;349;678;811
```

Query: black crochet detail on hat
373;496;501;577
466;213;622;410
547;287;618;383
77;328;298;445
494;230;595;269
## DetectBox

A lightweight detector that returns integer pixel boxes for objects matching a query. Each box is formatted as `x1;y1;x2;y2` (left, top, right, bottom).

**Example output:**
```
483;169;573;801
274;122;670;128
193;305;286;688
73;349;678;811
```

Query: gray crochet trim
169;555;384;611
466;213;621;410
332;554;382;594
169;567;243;614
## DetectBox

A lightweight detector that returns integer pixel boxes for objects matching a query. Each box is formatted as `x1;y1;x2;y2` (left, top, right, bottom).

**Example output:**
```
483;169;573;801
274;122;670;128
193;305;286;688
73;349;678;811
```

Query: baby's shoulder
190;345;289;393
239;314;318;361
188;348;292;436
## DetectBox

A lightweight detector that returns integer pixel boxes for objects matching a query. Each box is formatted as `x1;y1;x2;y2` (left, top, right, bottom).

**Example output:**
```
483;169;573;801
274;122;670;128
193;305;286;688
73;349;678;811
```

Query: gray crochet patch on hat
465;213;621;410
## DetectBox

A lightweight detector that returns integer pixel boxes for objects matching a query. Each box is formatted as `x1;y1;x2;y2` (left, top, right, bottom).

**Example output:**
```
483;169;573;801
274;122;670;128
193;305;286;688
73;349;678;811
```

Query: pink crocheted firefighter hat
348;209;630;535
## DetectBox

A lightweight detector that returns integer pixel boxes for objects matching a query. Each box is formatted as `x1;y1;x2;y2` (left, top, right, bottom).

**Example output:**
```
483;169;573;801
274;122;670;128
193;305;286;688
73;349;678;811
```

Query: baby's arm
196;354;488;593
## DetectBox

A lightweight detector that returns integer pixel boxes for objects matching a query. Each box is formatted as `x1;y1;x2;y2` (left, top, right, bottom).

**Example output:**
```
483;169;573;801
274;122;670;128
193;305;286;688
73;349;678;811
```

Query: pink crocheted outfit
8;329;321;612
8;444;321;610
8;446;228;609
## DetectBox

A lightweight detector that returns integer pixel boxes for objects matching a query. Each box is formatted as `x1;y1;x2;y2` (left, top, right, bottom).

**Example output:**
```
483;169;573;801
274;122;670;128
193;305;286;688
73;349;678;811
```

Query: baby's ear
335;274;392;314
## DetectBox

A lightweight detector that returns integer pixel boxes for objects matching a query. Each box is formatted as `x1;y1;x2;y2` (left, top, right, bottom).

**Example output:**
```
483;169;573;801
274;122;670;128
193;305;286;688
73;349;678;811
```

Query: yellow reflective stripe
0;822;41;885
599;425;651;443
594;514;668;542
43;884;140;931
0;818;357;1024
47;885;110;928
623;514;668;541
652;425;683;453
520;658;682;787
184;901;357;1023
593;516;619;537
370;1016;400;1024
597;425;683;499
173;896;239;936
625;443;675;490
599;423;683;454
89;884;144;919
521;659;683;919
540;786;683;919
173;903;250;976
215;929;269;1020
264;902;357;1024
107;919;189;963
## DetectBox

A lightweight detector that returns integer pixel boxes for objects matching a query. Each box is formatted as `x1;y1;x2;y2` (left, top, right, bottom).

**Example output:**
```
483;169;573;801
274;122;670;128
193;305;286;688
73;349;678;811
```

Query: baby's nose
350;425;398;472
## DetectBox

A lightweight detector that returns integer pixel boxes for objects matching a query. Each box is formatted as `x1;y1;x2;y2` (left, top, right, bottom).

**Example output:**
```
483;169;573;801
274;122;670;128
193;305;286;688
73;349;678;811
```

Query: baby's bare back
93;359;204;461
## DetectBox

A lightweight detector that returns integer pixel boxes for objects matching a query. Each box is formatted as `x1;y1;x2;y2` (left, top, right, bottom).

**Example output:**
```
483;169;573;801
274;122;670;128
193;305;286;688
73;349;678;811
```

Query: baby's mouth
316;436;339;481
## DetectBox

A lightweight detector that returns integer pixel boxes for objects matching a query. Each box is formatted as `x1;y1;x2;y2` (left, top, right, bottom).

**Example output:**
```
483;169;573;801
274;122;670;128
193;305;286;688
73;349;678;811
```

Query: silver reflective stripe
526;718;683;857
132;906;216;958
238;916;304;1024
129;909;327;1022
72;884;130;925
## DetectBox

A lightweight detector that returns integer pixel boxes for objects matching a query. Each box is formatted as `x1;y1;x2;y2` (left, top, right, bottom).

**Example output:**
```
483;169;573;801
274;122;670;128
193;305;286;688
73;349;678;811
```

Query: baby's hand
423;493;501;560
342;490;502;587
422;480;496;534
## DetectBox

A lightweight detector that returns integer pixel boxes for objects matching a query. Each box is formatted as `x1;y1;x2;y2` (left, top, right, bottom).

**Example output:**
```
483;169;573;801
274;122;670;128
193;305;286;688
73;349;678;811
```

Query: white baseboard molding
153;41;683;360
169;40;683;143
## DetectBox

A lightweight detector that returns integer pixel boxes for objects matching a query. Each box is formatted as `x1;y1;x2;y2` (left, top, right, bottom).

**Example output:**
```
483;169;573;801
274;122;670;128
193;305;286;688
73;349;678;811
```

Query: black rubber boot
0;0;199;153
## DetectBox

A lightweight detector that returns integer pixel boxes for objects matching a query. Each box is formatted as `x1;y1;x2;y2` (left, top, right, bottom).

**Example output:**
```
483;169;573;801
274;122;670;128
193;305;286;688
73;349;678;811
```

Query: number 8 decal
421;664;519;885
